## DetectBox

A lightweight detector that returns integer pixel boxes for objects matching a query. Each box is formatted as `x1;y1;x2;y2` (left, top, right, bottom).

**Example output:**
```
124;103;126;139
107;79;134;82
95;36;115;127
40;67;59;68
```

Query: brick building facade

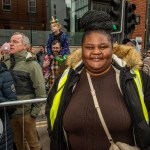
128;0;147;52
0;0;148;49
0;0;47;30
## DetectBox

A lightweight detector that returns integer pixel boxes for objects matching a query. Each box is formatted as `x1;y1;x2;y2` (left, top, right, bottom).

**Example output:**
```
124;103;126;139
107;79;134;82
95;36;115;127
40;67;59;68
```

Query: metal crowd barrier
0;98;47;107
0;98;50;150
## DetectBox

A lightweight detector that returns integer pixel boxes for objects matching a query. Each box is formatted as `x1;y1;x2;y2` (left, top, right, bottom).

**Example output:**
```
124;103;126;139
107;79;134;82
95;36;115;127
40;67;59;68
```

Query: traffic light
75;17;82;32
109;0;122;32
125;1;136;35
64;18;70;32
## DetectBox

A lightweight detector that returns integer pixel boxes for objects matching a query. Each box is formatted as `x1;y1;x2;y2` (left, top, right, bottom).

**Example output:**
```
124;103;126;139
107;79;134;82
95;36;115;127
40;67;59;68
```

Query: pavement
36;104;50;150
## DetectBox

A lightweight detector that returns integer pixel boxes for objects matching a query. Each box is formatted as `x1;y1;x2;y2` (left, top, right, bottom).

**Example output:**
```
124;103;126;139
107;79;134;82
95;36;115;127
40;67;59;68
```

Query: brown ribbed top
63;67;134;150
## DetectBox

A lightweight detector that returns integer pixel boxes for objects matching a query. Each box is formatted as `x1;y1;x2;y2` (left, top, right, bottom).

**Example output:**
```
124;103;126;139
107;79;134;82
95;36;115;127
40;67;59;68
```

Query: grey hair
12;32;30;49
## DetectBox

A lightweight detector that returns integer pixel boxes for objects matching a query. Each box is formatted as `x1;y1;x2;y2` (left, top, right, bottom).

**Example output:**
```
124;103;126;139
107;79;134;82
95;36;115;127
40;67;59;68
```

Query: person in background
45;10;150;150
143;49;150;75
36;45;46;67
42;54;50;92
47;16;70;57
30;46;36;55
142;49;150;60
43;55;50;79
28;46;37;62
43;40;68;91
0;43;17;150
146;49;150;57
122;38;141;52
9;32;46;150
0;42;11;69
122;38;136;48
49;40;67;89
28;46;37;57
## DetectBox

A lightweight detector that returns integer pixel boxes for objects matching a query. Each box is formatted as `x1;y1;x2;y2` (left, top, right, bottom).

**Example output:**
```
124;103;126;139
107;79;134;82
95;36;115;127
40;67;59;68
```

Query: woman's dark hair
80;10;113;44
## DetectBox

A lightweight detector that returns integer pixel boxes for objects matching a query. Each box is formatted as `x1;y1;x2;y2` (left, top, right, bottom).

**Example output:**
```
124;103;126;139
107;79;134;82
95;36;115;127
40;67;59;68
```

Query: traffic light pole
124;1;137;36
70;1;75;32
111;0;125;35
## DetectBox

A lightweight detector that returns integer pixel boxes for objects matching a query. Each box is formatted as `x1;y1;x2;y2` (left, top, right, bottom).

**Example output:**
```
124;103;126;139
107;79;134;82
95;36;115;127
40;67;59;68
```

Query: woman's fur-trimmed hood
66;43;143;70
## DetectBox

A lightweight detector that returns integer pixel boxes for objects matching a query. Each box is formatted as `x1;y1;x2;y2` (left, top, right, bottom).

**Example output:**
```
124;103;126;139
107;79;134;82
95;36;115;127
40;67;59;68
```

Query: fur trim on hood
66;43;143;70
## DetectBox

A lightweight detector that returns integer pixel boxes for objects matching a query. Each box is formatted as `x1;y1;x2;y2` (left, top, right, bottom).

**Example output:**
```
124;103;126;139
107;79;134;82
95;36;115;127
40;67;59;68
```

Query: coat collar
66;43;143;70
13;50;36;63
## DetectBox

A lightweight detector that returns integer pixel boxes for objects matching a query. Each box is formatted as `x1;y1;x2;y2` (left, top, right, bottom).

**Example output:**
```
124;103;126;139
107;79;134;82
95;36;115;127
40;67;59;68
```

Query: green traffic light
112;24;117;31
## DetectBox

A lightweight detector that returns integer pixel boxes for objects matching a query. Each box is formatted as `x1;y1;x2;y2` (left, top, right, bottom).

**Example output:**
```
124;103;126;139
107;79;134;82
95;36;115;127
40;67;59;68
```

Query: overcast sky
65;0;71;7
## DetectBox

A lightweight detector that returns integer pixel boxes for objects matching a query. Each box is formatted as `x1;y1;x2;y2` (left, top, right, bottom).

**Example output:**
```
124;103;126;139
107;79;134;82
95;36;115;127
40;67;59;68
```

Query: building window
92;1;111;11
146;1;150;48
4;25;11;29
54;4;56;9
28;0;36;13
2;0;11;11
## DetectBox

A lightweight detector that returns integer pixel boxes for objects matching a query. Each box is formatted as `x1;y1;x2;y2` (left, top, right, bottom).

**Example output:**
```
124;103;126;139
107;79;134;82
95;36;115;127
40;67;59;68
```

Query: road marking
36;120;47;124
36;124;47;128
36;120;47;128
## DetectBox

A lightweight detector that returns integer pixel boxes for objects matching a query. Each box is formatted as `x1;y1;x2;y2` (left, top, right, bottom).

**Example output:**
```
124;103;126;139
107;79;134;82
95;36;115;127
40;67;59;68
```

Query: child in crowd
47;16;70;57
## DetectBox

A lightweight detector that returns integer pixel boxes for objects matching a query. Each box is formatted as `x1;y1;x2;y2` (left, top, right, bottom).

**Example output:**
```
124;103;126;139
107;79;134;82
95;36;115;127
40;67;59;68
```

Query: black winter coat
46;62;150;150
0;63;17;150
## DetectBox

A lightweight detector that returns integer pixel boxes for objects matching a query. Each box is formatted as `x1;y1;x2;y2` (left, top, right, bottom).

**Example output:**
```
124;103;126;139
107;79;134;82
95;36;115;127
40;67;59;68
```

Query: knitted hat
0;42;10;52
122;38;136;47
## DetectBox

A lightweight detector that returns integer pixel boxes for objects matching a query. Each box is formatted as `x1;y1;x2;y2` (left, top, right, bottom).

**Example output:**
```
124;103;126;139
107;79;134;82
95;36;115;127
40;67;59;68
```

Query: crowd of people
0;15;70;150
0;10;150;150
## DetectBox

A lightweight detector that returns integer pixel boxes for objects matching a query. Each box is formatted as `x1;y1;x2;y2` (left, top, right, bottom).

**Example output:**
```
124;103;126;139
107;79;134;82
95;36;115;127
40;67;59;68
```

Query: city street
36;104;50;150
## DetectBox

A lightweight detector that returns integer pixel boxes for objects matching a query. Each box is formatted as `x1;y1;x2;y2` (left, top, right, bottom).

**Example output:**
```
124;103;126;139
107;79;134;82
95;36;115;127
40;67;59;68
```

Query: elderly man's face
10;34;27;54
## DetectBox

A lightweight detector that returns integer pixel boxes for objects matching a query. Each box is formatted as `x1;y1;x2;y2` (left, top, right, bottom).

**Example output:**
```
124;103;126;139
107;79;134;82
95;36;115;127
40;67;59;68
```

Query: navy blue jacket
47;31;70;56
0;63;17;150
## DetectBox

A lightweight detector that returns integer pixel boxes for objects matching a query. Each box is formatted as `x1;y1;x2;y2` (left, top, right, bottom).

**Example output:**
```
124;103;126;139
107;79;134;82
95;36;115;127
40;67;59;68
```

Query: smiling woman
45;10;150;150
82;32;112;75
80;10;113;76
